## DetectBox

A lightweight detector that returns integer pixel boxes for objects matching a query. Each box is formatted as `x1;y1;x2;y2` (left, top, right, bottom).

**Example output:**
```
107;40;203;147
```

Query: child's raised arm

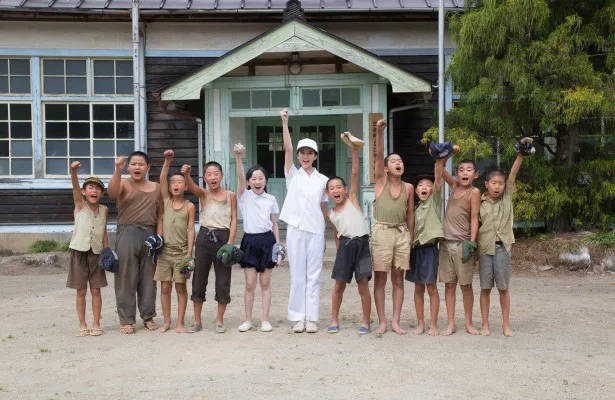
508;153;525;185
435;145;460;192
349;147;360;203
281;109;293;174
374;119;387;186
70;161;84;212
406;183;415;245
107;156;127;200
233;143;247;198
181;164;206;202
160;149;174;202
470;188;481;243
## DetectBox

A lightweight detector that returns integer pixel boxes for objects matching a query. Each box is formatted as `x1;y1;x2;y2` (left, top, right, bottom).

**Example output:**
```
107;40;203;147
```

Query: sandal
89;327;104;336
120;325;135;335
75;328;90;337
143;319;158;331
185;323;202;334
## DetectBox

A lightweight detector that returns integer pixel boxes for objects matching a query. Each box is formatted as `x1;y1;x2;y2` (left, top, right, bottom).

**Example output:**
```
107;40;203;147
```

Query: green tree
426;0;615;230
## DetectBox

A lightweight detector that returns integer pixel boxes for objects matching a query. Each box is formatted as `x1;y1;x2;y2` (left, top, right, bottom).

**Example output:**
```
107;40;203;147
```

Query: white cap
297;138;318;153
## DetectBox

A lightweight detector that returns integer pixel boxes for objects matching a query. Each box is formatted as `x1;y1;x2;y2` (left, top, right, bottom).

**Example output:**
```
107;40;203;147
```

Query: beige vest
69;204;107;254
329;201;367;238
163;199;189;248
200;191;231;229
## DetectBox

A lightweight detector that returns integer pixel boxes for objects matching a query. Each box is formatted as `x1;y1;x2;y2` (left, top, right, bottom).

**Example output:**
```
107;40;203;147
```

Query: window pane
0;123;7;138
0;77;8;94
116;105;133;121
93;122;114;138
11;122;31;139
46;140;67;157
46;122;67;138
0;141;7;156
93;104;114;120
69;104;90;120
66;60;86;76
299;125;318;141
70;141;90;157
10;59;30;75
10;104;31;120
94;140;114;156
319;143;336;177
116;77;132;95
0;159;8;175
10;77;30;94
45;104;67;120
11;140;32;157
251;90;271;109
0;59;7;75
70;158;90;174
275;149;285;178
116;140;134;156
256;145;274;177
341;87;361;106
94;60;114;76
322;88;340;107
116;123;134;138
66;77;87;94
46;158;67;175
302;89;320;107
256;125;273;143
271;90;290;108
44;77;65;94
231;91;250;109
0;104;7;120
94;77;114;94
69;122;90;139
11;158;32;175
93;158;115;175
116;60;133;76
43;60;64;75
320;125;336;143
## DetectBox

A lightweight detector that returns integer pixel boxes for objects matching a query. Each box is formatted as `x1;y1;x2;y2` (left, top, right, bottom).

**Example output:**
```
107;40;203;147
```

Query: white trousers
287;225;325;322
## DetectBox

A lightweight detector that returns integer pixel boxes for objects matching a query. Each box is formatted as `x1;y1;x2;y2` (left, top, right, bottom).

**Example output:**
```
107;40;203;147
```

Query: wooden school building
0;0;461;229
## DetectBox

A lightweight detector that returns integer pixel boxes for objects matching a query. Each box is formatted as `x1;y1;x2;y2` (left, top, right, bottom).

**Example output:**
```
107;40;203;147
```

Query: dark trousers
191;227;232;304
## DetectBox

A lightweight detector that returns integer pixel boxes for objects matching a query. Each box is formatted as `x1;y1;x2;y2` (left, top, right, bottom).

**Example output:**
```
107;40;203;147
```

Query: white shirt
238;189;279;234
279;165;329;235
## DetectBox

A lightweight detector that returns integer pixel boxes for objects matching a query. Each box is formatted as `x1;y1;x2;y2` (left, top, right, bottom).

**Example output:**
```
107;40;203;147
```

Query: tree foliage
430;0;615;230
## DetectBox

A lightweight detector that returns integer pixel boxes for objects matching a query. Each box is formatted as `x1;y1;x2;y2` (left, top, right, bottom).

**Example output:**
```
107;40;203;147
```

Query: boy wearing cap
67;161;109;337
279;109;329;333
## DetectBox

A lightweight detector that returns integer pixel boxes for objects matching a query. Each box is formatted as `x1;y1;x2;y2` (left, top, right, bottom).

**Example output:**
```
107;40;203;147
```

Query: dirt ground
0;256;614;400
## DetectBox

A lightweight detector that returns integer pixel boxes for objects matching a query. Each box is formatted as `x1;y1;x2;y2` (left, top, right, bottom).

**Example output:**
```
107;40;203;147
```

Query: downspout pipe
388;103;423;153
131;0;140;151
139;22;147;152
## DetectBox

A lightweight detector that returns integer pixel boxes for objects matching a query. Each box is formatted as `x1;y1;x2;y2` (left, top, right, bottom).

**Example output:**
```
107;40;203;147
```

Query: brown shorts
371;223;410;273
438;240;476;285
154;245;188;283
67;249;108;290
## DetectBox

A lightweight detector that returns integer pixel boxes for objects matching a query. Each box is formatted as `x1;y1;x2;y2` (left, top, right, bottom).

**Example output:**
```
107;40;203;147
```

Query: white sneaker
306;321;318;333
238;321;252;332
293;321;306;333
261;321;273;332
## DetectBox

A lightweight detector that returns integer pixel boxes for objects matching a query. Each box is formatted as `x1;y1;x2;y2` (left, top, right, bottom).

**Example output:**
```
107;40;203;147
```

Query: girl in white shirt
233;143;281;333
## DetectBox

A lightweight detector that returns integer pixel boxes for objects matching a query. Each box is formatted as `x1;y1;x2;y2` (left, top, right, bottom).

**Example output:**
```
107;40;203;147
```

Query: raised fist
280;108;289;124
181;164;192;175
115;156;127;170
70;161;81;171
164;149;174;160
376;119;387;130
233;143;246;156
452;145;461;154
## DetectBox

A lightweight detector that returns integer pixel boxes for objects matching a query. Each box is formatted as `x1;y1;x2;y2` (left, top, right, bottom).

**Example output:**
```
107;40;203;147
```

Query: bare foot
375;323;387;335
158;323;170;333
503;327;514;337
442;324;456;336
176;324;185;333
465;323;479;335
391;324;408;335
480;327;491;336
412;325;425;335
428;326;439;336
144;319;158;331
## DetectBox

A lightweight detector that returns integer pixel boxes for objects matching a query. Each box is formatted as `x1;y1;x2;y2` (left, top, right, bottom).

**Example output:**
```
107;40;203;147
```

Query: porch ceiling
160;18;431;101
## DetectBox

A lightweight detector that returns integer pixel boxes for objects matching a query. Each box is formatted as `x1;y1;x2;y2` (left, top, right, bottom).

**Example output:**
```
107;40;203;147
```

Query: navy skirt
240;231;277;273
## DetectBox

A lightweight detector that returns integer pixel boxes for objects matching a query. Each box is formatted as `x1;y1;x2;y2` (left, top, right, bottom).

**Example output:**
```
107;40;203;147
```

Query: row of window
0;103;134;177
1;58;132;96
230;87;361;110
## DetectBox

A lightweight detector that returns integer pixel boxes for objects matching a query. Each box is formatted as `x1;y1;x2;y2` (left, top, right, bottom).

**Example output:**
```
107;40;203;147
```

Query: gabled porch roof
161;17;431;101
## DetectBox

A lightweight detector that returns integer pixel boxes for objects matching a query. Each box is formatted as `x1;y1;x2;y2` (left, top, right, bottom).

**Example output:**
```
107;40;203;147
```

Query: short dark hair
204;161;223;173
169;173;186;181
486;170;505;181
384;153;402;165
246;164;269;192
326;176;347;190
128;151;150;165
456;159;477;171
415;174;435;186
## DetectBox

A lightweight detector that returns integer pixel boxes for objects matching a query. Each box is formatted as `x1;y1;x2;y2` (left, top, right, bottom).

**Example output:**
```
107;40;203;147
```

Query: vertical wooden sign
368;112;382;184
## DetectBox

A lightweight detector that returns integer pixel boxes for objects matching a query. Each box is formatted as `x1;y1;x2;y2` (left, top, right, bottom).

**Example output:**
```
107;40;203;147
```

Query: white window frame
0;58;31;95
0;101;34;177
92;59;133;96
42;58;88;96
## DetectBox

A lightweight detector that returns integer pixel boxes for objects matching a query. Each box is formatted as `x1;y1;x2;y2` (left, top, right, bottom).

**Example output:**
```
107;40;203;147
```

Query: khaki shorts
439;240;476;285
154;245;188;283
371;223;410;273
67;249;108;290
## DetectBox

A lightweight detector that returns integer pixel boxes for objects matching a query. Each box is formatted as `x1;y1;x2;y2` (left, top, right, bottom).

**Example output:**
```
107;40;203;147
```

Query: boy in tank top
108;151;163;335
154;150;196;333
371;120;414;335
67;161;109;337
181;161;237;334
440;157;481;336
326;137;372;334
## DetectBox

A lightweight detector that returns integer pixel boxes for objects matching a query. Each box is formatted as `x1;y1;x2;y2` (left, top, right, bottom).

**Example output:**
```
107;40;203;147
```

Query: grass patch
39;347;49;353
583;231;615;250
28;240;70;254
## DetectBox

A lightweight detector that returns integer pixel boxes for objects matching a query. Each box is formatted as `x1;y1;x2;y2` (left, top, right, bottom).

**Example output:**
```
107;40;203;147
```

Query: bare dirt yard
0;255;614;399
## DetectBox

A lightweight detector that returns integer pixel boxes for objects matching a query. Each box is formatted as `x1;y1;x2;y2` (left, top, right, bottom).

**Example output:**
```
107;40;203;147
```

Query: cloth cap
297;138;318;154
82;176;105;191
